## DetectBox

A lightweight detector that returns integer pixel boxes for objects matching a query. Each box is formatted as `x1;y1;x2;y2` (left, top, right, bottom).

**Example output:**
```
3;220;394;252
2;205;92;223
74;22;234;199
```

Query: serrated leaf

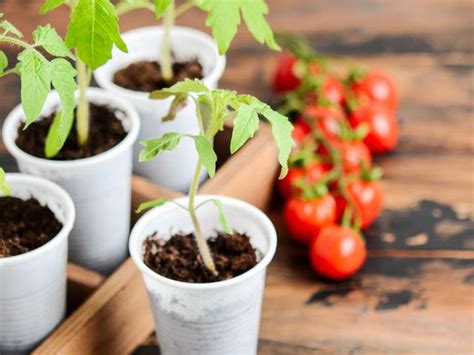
40;0;66;14
45;58;77;157
193;135;217;177
230;103;259;153
136;198;169;213
17;49;51;126
241;0;280;51
162;93;188;122
200;0;240;55
0;167;10;196
211;199;232;234
139;132;182;161
65;0;128;69
154;0;172;19
33;25;74;59
0;19;23;38
196;94;213;133
0;50;8;74
261;106;294;178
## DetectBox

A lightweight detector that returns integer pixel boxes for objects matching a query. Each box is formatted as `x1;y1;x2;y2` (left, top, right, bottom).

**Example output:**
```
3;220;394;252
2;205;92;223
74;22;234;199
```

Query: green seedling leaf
139;132;182;161
65;0;128;69
136;198;169;213
163;93;188;122
0;50;8;74
0;19;23;37
193;135;217;177
45;58;77;157
17;49;51;126
150;79;209;100
154;0;172;19
40;0;66;14
196;94;213;133
230;103;260;153
199;0;279;55
211;199;232;234
0;168;9;196
261;106;294;179
33;25;74;59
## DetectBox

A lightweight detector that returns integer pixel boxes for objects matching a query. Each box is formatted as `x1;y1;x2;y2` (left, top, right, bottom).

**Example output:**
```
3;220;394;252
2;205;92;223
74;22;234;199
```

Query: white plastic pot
129;195;277;355
0;173;75;354
95;26;226;192
2;88;140;275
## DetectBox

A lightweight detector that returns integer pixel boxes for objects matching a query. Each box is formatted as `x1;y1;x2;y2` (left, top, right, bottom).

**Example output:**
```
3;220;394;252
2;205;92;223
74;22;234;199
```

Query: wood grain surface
1;0;473;354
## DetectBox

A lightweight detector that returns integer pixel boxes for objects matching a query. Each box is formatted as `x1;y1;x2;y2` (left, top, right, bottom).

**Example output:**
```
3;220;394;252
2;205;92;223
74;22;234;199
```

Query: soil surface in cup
113;60;203;92
143;232;258;283
16;103;127;160
0;196;63;257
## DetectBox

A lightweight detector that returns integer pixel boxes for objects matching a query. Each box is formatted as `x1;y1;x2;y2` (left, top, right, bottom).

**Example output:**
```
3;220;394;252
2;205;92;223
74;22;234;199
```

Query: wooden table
1;0;473;353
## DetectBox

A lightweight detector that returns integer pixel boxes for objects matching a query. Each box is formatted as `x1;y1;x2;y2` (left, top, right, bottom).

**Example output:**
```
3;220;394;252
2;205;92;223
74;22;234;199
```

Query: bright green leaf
139;132;182;162
240;0;280;51
65;0;128;69
33;25;74;59
136;198;169;213
230;103;259;153
17;49;51;126
154;0;172;19
0;168;10;196
193;135;217;177
45;58;77;157
0;19;23;37
162;93;188;122
211;199;232;234
40;0;66;14
0;50;8;74
166;79;209;94
261;106;294;179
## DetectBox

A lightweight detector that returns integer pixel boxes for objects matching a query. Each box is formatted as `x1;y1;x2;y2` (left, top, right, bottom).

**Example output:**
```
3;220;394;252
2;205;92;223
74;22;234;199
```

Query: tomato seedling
116;0;280;83
39;0;128;156
136;79;294;274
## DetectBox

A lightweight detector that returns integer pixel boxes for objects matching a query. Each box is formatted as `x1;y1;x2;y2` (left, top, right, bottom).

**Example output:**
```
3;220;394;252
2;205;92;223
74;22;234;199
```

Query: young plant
0;168;9;196
0;14;77;150
39;0;128;156
137;79;294;274
116;0;280;82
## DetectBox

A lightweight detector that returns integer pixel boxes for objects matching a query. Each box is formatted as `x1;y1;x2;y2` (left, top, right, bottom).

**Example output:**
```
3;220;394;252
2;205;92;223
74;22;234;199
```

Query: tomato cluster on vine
272;35;399;280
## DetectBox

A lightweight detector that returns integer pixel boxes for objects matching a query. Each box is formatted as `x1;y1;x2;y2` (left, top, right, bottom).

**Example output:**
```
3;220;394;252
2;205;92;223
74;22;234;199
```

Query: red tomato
278;162;329;199
351;71;398;110
347;179;383;229
349;104;399;153
310;225;367;280
273;53;301;93
337;141;372;173
284;194;336;245
291;119;311;146
304;105;344;141
322;76;346;106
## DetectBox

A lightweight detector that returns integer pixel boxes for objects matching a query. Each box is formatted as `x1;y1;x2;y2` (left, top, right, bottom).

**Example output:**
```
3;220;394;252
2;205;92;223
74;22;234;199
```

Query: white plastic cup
94;26;226;192
2;88;140;275
129;195;277;355
0;173;75;354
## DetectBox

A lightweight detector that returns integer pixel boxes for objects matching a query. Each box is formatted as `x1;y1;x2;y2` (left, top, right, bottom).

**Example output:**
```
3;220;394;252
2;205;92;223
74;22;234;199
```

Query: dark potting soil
143;233;259;283
16;103;127;160
113;60;203;92
0;196;63;257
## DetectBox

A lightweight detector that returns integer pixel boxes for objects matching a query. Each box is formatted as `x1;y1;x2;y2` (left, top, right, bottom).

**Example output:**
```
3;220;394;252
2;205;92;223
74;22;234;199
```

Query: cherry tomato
304;105;344;141
349;104;399;153
310;225;367;280
273;53;301;93
347;179;383;229
351;71;398;110
278;162;329;199
322;76;346;106
284;194;336;245
337;141;372;173
291;119;312;146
